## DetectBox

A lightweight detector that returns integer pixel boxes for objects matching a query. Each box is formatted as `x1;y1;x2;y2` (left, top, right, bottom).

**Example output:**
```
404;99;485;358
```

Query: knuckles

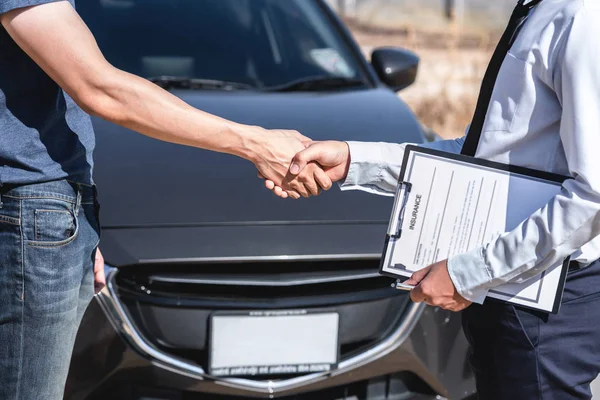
419;283;433;297
430;298;443;307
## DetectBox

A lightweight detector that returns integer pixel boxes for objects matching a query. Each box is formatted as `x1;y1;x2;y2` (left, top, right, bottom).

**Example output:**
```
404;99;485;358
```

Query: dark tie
460;0;543;156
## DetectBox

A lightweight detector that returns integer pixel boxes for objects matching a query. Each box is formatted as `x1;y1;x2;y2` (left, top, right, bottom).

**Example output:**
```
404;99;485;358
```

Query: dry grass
410;88;478;138
347;19;495;139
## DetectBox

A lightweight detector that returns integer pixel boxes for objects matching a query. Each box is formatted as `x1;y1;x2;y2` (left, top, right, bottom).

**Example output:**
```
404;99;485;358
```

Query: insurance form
380;145;570;313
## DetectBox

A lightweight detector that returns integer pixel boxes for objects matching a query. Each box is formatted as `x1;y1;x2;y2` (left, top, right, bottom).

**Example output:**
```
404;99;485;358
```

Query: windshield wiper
265;75;366;92
148;76;255;91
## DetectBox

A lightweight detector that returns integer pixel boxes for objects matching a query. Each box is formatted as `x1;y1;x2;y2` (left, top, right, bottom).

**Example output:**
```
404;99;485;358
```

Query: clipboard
380;145;571;314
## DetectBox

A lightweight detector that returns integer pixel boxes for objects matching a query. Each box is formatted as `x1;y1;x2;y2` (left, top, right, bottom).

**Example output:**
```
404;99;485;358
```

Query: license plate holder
209;310;339;377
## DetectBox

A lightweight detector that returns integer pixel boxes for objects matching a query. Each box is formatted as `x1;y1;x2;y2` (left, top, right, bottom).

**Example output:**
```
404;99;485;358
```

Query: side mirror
371;47;419;91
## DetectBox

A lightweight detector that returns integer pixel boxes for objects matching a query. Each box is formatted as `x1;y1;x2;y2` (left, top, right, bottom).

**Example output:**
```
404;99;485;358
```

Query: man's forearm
340;137;466;195
1;2;265;163
84;67;262;162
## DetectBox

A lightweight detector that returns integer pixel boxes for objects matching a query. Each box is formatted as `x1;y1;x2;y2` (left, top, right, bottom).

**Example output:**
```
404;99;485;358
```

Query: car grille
114;259;411;376
98;372;439;400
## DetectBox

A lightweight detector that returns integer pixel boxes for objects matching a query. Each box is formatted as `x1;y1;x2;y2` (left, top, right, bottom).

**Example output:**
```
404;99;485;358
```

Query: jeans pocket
35;210;75;241
27;201;79;248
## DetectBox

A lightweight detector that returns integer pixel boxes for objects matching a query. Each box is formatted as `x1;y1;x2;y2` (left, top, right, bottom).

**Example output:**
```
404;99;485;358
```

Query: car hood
92;88;424;265
94;88;423;226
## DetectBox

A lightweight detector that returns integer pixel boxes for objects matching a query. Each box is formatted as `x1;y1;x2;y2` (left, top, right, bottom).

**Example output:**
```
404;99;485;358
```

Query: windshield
78;0;365;89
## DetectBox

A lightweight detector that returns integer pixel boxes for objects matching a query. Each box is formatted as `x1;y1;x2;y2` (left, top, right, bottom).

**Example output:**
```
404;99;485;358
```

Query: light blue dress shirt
340;0;600;303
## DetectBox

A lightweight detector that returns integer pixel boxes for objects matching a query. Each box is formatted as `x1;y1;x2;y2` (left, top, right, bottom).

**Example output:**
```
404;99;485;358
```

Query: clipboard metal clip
387;181;412;239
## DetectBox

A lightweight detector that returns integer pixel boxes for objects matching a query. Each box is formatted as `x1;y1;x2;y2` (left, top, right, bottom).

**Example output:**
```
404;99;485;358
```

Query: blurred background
325;0;518;140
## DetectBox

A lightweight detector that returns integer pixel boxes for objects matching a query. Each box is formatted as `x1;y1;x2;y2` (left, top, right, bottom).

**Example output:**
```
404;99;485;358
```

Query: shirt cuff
338;141;396;196
447;247;492;304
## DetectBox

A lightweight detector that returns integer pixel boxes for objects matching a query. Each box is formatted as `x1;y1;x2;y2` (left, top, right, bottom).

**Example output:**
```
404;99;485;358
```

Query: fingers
313;167;333;191
264;179;275;190
410;284;427;303
259;155;329;199
287;163;329;197
273;186;284;197
258;171;274;190
262;178;298;200
94;248;106;294
289;144;323;176
404;266;431;286
407;266;431;304
301;167;321;196
279;164;330;198
259;172;291;198
94;248;104;272
94;267;106;294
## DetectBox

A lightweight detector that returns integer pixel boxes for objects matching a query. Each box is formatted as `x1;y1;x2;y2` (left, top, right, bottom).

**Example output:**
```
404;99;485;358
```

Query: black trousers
462;259;600;400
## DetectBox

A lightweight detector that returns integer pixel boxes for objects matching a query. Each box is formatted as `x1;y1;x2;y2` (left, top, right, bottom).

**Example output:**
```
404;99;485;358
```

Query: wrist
228;123;264;162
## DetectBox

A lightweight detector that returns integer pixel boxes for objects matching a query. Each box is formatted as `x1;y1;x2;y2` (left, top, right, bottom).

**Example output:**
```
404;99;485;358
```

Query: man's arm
0;1;327;197
263;136;466;197
442;7;600;304
338;137;465;195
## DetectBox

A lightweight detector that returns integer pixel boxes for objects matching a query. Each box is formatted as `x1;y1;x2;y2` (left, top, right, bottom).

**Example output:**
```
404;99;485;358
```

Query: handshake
248;128;351;200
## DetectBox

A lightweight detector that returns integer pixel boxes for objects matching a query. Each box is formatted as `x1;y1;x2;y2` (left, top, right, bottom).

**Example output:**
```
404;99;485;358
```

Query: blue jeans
0;180;100;400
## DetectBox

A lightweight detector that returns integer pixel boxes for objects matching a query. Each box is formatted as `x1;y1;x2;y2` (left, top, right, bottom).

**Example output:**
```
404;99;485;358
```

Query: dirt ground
347;19;494;140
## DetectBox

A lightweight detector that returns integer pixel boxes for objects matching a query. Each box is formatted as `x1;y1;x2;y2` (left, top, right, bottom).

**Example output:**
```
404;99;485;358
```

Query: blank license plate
209;310;339;377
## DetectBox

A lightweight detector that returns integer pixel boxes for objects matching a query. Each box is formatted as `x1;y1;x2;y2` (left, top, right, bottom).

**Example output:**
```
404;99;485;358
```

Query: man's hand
94;248;106;294
404;259;472;312
249;129;332;199
263;141;350;198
